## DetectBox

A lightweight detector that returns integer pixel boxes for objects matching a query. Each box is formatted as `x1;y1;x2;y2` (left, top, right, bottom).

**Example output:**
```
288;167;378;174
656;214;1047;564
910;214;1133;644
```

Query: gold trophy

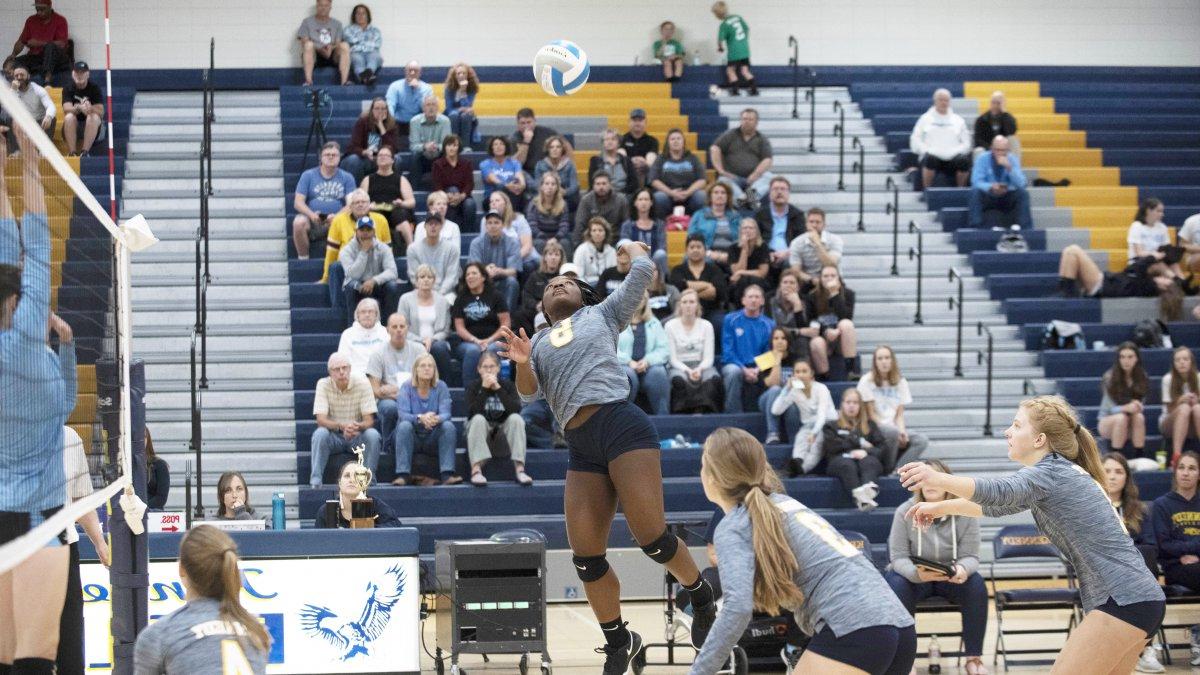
349;444;376;529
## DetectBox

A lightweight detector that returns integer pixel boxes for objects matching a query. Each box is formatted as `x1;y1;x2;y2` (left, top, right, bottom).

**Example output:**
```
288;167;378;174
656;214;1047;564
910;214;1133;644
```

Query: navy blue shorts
1094;597;1166;639
806;624;916;675
564;400;659;474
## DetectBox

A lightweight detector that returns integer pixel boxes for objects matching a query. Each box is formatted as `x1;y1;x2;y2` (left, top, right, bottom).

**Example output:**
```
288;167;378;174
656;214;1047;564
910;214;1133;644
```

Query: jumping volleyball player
0;130;75;674
500;241;717;674
901;396;1165;674
693;428;915;675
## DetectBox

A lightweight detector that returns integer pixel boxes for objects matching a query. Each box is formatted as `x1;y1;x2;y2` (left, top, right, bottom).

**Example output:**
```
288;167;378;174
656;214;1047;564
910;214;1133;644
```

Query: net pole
103;0;116;221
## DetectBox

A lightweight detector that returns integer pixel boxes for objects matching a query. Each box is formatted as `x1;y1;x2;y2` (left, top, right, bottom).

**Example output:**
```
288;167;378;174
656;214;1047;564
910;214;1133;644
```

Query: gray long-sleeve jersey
690;493;913;675
133;598;267;674
972;453;1164;612
520;255;654;426
887;497;980;583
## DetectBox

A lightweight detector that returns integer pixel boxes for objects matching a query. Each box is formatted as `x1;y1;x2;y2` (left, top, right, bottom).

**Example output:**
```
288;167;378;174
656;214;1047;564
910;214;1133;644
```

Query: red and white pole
103;0;116;222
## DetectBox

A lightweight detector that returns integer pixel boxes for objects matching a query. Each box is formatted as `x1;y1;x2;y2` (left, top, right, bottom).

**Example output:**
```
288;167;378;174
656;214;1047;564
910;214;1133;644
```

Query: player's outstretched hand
619;240;651;260
905;500;948;530
498;326;531;364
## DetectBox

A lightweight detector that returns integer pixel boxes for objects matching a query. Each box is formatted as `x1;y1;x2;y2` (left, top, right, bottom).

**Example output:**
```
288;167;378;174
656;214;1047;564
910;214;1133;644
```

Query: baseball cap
629;108;646;119
560;263;581;277
34;0;52;7
483;210;503;221
72;61;88;72
356;216;375;230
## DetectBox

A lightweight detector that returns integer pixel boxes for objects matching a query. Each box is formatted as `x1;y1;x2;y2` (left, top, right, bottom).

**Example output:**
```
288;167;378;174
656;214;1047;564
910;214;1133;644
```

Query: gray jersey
691;493;912;675
972;453;1164;612
521;256;654;426
133;598;268;675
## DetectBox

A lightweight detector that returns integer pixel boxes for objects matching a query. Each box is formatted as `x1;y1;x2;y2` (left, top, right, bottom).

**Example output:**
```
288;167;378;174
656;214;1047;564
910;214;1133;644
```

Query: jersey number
221;639;255;675
794;511;859;558
549;318;574;347
728;19;747;41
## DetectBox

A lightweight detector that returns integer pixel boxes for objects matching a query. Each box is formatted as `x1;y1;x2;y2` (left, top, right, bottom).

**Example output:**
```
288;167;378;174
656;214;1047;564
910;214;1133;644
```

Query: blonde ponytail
180;525;272;653
1020;395;1106;486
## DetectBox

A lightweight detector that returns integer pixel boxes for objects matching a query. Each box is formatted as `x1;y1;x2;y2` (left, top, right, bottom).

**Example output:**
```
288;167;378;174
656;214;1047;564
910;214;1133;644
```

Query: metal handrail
191;39;215;521
949;268;965;377
851;136;865;231
802;68;817;152
978;322;995;436
787;36;799;119
884;176;900;275
832;100;846;190
908;220;924;324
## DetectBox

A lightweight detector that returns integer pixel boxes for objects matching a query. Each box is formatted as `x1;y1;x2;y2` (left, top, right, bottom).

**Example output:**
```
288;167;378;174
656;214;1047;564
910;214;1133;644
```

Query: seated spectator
618;294;671;415
688;182;737;264
885;459;989;670
338;297;388;373
432;134;476;226
453;262;511;389
392;354;461;486
574;172;629;244
414;191;462;253
468;210;522;312
1098;343;1152;466
771;359;835;477
309;352;381;488
526;172;571;253
911;88;972;189
653;20;685;82
1056;245;1183;319
1128;198;1170;263
647;265;680;321
4;65;56;144
360;145;416;248
619;188;669;277
804;265;859;378
1103;453;1149;540
366;312;427;452
341;97;398;182
11;0;69;85
1176;211;1200;274
396;264;454;378
597;245;632;298
145;428;170;510
337;217;400;326
665;290;721;413
973;91;1017;154
513;240;564;336
321;189;389;292
385;60;432;141
490;191;539;274
408;95;451;189
769;269;828;377
481;136;528;210
297;0;349;86
709;108;774;209
758;328;800;444
788;207;843;289
343;4;381;84
969;136;1031;229
510;108;563;176
292;141;357;260
1162;348;1200;466
822;388;886;510
215;471;260;521
61;62;104;156
443;63;481;148
1151;451;1200;594
589;128;637;197
466;351;533;486
669;233;729;330
648;128;706;218
728;217;770;299
621;108;660;185
858;346;928;472
754;177;805;268
572;217;617;286
534;135;580;209
315;459;402;528
406;214;459;300
720;283;773;413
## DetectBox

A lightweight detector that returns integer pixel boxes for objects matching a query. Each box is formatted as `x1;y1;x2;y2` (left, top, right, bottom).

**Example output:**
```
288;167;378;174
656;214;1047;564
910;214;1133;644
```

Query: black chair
989;524;1081;668
1140;543;1200;666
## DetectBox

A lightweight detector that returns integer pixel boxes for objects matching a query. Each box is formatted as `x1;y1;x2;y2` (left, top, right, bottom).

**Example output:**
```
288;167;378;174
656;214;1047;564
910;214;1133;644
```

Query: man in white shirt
337;298;388;375
366;313;427;452
910;88;972;189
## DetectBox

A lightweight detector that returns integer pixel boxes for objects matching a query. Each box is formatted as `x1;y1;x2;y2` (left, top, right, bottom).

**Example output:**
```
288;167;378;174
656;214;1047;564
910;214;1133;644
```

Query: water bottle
501;359;512;380
1157;448;1168;470
927;635;942;674
272;493;285;530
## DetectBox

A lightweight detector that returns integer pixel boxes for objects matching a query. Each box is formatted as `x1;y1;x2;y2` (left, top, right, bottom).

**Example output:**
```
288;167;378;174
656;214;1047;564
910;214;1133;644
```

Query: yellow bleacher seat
1020;148;1102;167
1016;130;1087;149
1031;167;1119;187
1054;186;1138;208
963;81;1040;99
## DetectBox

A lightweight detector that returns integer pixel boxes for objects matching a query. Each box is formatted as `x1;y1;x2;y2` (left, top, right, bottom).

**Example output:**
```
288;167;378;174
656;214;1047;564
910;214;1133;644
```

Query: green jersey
653;38;685;60
718;15;751;61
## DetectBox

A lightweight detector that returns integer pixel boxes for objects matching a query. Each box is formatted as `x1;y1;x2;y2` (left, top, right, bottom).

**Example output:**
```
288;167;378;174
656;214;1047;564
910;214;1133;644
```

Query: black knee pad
572;554;610;583
641;528;679;564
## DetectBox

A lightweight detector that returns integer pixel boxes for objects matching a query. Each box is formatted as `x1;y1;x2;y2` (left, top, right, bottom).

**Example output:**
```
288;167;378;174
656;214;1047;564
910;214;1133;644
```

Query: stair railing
884;176;900;275
851;136;865;231
949;267;965;377
978;322;995;436
908;220;924;324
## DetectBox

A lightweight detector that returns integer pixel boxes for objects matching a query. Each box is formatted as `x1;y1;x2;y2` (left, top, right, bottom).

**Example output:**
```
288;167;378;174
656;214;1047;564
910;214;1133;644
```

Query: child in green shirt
652;20;685;82
712;1;758;95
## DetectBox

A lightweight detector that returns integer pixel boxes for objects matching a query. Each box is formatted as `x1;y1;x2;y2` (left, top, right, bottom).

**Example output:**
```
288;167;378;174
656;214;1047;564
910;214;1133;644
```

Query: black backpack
1131;319;1165;349
1042;320;1086;351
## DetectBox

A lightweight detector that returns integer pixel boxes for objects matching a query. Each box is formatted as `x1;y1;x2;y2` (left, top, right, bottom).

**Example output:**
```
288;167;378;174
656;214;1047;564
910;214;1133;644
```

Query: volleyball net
0;80;153;575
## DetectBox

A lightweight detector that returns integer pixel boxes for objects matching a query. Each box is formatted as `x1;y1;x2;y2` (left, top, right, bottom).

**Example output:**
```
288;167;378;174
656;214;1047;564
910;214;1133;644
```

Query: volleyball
532;40;590;96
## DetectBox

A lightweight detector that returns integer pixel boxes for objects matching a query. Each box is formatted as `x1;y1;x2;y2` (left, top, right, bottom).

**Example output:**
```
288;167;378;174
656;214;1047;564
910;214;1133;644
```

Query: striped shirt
312;375;377;425
972;453;1164;612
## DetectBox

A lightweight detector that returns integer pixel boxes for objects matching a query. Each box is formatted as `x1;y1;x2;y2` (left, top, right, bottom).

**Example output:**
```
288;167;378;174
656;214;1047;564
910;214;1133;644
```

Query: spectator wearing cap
408;94;451;189
754;177;805;268
297;0;350;86
323;189;391;315
510;108;564;176
710;108;775;210
61;61;103;156
431;133;476;227
10;0;69;85
588;128;637;197
621;108;660;185
293;141;357;259
385;61;433;142
910;88;972;189
969;135;1031;229
406;213;460;299
468;210;521;312
573;171;629;246
309;352;381;488
414;191;462;253
338;216;400;326
649;128;707;218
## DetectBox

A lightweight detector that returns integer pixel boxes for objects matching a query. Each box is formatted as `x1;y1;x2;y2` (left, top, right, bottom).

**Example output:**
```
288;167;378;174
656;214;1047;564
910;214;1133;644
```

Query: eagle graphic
298;564;407;660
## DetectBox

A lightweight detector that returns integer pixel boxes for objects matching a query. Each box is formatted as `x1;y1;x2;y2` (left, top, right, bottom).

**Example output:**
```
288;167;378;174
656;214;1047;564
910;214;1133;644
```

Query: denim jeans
328;262;346;314
350;51;382;76
427;340;455;386
884;569;989;657
445;196;477;233
394;420;457;477
626;364;670;415
521;399;558;449
448;109;478;145
758;386;801;439
968;187;1032;229
340;153;373;183
717;173;775;207
721;363;749;413
342;279;400;327
309;427;382;487
652;189;706;219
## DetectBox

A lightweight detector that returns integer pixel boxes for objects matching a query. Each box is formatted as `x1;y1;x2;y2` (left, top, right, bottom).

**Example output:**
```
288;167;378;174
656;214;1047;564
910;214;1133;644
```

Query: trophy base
350;496;376;529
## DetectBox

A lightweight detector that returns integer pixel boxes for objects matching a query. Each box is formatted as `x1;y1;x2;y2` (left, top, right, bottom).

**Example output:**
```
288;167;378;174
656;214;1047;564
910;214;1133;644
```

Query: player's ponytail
1020;395;1106;486
179;525;271;653
702;428;803;616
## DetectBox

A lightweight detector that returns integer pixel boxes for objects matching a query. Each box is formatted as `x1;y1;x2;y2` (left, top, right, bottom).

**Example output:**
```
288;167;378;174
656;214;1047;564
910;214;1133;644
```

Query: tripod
302;88;327;169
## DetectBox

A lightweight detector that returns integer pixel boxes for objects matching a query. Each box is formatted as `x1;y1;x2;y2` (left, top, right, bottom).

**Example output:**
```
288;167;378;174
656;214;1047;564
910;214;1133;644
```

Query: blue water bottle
272;493;285;530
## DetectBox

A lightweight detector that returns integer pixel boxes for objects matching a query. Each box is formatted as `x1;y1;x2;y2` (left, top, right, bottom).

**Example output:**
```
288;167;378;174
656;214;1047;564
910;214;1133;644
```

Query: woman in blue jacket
392;354;461;486
443;63;481;148
687;182;737;265
618;293;671;415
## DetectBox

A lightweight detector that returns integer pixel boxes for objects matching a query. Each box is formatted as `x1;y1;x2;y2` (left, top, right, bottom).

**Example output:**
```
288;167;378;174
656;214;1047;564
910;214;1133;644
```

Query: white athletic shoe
1135;644;1165;673
850;485;877;511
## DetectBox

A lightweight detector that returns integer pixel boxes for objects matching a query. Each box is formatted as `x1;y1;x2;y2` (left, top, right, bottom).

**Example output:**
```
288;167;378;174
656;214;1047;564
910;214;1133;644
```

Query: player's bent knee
640;527;679;564
572;554;609;583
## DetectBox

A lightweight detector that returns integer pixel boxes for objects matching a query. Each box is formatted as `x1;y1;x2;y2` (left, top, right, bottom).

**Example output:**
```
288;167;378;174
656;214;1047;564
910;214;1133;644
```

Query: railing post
832;100;846;190
885;177;899;276
978;322;995;436
788;36;799;119
949;268;965;377
804;69;816;153
851;136;865;231
190;334;204;520
908;221;924;324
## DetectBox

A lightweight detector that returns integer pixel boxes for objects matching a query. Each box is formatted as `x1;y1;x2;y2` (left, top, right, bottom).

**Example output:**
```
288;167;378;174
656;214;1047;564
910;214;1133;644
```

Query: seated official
214;471;261;522
315;459;403;528
969;136;1031;229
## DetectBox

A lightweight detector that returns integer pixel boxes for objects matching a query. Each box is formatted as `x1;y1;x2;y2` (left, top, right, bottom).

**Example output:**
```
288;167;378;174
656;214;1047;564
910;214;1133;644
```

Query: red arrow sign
161;525;178;532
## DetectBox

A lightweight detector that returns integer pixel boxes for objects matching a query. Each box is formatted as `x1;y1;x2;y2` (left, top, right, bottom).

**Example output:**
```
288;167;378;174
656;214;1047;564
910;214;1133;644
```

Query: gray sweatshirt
972;453;1165;612
133;598;267;674
406;236;461;296
338;238;397;287
521;255;654;425
691;493;913;675
887;497;980;583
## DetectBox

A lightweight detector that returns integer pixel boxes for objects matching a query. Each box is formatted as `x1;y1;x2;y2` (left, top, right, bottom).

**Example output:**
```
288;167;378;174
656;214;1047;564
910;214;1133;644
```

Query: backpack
1131;319;1166;349
996;225;1029;253
1042;320;1086;351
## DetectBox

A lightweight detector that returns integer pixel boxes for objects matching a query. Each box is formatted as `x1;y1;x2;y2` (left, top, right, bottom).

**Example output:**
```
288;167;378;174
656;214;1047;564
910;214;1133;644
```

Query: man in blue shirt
753;176;805;268
969;135;1032;229
720;283;773;413
385;60;432;144
292;141;357;259
468;210;521;312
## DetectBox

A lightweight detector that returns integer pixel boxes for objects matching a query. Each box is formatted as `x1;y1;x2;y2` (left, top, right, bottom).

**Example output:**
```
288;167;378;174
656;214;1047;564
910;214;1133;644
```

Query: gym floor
419;600;1200;673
